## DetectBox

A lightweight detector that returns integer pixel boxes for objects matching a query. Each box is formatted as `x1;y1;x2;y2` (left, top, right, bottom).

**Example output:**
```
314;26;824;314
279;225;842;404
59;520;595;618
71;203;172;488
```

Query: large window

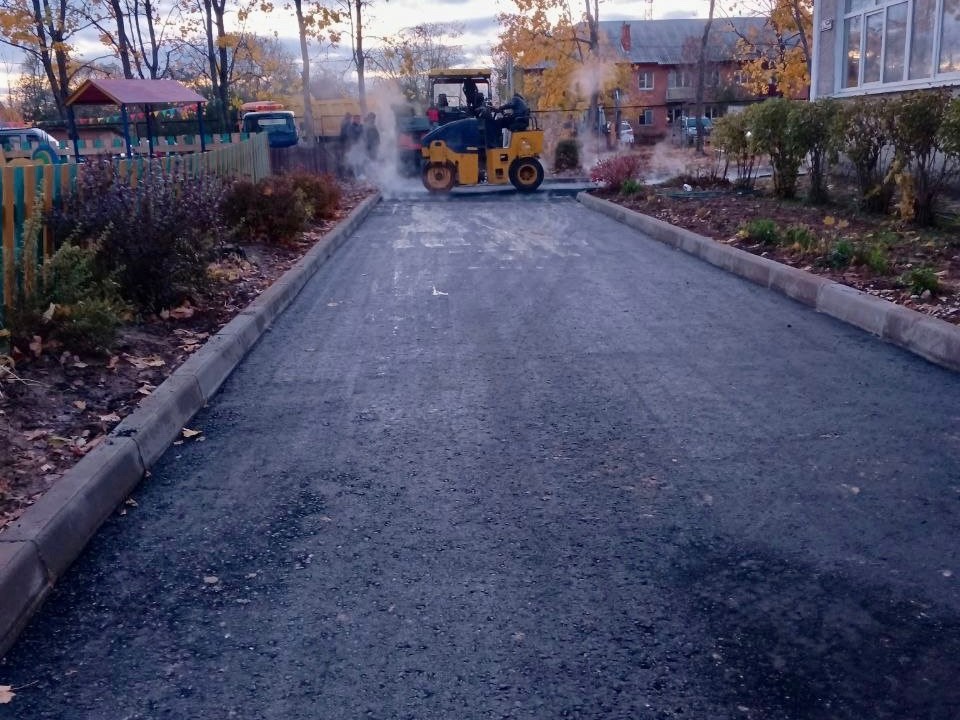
638;109;654;125
638;71;654;90
841;0;960;89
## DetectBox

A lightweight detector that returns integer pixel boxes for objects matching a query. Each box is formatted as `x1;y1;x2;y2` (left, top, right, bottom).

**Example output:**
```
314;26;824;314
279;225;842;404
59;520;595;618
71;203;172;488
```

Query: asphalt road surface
3;195;960;720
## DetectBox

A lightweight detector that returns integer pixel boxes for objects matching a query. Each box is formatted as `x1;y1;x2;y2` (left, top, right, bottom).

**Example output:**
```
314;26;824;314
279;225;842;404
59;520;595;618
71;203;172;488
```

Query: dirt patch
0;183;375;531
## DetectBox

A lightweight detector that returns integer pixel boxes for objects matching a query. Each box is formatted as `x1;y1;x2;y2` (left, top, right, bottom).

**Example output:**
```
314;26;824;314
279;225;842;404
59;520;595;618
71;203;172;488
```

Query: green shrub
48;159;225;314
888;90;960;227
9;243;126;353
221;175;310;245
794;98;840;204
861;243;890;274
712;113;757;190
828;238;855;269
902;266;940;295
783;224;817;251
620;178;643;195
837;96;895;213
554;139;580;172
287;171;342;220
743;218;780;245
743;98;806;199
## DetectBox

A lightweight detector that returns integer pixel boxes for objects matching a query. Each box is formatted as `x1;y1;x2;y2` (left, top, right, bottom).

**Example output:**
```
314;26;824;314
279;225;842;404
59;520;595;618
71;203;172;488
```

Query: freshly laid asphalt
3;193;960;719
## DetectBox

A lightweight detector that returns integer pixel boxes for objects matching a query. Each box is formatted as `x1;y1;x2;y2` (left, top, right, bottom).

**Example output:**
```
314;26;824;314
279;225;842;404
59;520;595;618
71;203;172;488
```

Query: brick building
596;18;776;143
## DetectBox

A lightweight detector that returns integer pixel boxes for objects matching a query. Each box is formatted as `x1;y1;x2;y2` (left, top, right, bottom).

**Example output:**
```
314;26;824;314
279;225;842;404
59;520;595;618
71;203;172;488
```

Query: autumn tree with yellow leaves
0;0;92;120
495;0;631;126
727;0;811;99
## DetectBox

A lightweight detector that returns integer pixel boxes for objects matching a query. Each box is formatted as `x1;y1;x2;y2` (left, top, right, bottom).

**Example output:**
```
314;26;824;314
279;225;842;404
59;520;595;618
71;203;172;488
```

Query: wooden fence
1;132;271;328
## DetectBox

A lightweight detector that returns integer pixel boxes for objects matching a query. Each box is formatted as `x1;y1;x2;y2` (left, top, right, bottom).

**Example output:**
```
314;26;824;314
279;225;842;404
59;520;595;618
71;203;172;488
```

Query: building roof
599;17;770;65
66;78;206;106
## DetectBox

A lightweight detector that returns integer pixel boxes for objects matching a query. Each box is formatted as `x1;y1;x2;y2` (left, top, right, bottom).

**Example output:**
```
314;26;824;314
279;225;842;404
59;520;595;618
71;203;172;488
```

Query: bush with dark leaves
221;175;310;245
287;172;342;221
589;154;645;192
47;159;226;314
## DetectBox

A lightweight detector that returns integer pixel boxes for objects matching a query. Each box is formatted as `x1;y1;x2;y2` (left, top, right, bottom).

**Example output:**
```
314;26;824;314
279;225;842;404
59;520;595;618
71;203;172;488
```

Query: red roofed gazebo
66;78;208;159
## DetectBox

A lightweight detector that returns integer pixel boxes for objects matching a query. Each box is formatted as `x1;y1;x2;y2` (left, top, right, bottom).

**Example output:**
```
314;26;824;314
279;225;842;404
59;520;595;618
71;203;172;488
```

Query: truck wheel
509;157;544;193
422;162;455;193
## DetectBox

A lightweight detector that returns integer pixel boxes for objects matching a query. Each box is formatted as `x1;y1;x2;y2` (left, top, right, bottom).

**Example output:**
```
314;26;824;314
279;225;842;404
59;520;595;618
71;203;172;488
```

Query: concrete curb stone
0;192;381;659
578;191;960;374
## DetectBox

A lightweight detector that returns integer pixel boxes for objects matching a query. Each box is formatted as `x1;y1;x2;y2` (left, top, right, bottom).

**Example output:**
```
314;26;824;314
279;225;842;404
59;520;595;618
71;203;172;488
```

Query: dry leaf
181;428;202;439
42;303;56;322
136;384;156;396
99;413;121;423
29;336;43;358
168;303;195;319
24;429;51;441
125;354;166;370
107;355;120;371
0;685;14;704
73;400;87;410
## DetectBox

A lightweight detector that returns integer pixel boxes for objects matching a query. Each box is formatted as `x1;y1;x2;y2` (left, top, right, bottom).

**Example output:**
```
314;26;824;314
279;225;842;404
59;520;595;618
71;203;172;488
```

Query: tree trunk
694;0;715;154
295;0;316;145
109;0;134;78
29;0;68;120
214;2;231;130
355;0;366;112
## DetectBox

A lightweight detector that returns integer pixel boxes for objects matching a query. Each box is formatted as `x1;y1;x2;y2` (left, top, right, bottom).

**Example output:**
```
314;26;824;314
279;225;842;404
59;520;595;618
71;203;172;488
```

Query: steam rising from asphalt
361;80;430;200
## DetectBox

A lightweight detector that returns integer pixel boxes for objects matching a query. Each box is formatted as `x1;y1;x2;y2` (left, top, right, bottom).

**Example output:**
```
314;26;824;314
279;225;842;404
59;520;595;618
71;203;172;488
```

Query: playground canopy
65;78;208;158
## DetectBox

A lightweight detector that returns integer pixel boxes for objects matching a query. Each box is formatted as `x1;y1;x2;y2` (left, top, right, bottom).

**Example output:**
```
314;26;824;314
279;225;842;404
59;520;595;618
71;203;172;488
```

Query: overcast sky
362;0;715;61
0;0;716;107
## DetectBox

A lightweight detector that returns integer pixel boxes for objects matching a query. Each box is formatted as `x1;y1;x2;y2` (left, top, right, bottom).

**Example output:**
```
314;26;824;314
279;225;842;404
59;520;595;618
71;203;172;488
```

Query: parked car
618;120;635;146
680;116;713;145
0;126;65;163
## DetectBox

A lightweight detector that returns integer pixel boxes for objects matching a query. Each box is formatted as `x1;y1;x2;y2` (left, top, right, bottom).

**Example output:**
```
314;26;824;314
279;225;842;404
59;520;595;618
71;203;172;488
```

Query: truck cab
239;102;299;148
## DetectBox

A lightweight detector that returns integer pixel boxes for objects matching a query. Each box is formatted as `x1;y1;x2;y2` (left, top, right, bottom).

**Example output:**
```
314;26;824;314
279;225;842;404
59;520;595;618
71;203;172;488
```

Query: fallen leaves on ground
0;183;375;532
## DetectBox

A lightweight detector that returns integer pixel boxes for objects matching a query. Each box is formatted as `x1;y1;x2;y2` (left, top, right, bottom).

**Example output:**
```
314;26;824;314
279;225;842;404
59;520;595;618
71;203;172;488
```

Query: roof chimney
621;22;632;53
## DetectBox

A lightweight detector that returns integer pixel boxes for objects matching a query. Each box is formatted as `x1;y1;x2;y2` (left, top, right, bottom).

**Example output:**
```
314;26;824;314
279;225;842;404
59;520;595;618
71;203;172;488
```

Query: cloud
661;9;699;18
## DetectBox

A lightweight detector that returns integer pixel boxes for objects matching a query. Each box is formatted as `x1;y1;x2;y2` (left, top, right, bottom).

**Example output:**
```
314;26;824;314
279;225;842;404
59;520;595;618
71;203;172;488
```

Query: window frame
638;109;654;125
668;70;694;88
638;71;654;90
834;0;959;94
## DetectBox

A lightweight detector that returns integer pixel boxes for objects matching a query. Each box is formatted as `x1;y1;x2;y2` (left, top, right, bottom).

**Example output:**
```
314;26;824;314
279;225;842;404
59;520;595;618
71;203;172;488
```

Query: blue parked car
240;110;299;148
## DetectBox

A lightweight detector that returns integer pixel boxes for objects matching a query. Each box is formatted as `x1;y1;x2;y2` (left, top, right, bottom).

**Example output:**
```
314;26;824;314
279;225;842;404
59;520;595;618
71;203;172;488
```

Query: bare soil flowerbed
0;183;375;531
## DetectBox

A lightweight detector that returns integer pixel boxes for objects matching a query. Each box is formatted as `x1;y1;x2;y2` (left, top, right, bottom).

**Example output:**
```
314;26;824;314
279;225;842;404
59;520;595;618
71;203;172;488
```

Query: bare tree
694;0;716;153
368;22;465;106
337;0;387;112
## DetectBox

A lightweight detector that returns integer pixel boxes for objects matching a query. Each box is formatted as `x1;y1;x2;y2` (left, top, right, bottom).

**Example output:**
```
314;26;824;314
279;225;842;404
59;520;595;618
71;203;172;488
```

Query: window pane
910;0;936;78
845;0;873;11
884;3;907;82
940;0;960;73
844;16;862;87
863;11;884;82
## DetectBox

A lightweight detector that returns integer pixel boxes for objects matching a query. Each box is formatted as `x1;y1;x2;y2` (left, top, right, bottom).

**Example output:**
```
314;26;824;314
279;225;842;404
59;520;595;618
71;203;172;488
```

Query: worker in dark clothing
496;92;530;131
343;114;365;178
338;112;353;178
463;79;482;114
364;112;380;160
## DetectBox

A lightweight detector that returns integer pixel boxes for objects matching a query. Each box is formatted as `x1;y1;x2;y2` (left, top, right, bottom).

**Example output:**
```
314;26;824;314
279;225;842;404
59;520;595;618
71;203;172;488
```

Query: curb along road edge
0;193;382;659
577;192;960;374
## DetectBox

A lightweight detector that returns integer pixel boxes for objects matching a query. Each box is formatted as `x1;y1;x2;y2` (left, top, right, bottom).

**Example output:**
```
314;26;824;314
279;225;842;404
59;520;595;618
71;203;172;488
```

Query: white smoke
362;79;430;200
